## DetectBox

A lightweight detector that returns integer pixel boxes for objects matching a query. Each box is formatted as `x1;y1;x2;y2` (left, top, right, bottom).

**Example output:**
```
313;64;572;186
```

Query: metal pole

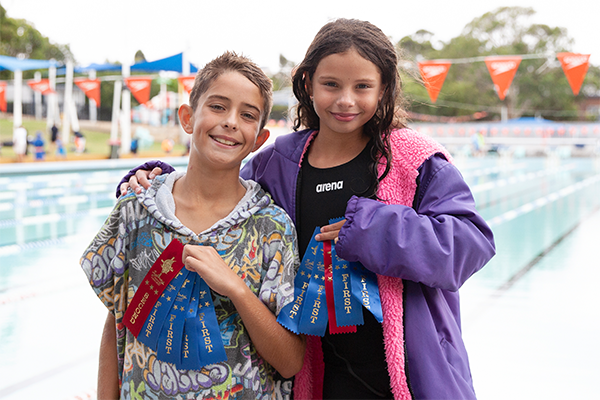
34;72;42;120
61;60;74;144
13;69;23;129
47;63;57;128
110;80;122;143
120;62;131;155
89;69;97;122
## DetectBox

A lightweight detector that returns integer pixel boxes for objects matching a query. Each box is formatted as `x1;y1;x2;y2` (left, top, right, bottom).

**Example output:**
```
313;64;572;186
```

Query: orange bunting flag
124;77;153;105
484;56;522;100
556;52;590;96
0;81;6;112
74;78;101;106
27;79;55;95
178;76;196;94
418;61;451;103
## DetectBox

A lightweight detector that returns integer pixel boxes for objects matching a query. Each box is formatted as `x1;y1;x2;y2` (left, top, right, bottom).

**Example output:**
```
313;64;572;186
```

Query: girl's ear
178;104;194;134
378;85;386;103
304;72;313;97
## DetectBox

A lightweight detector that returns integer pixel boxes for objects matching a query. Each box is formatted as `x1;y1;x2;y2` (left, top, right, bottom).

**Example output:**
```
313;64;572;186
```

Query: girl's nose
336;89;355;108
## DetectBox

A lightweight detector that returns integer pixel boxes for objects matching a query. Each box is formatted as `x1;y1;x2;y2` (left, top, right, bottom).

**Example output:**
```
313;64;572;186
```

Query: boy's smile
181;71;269;172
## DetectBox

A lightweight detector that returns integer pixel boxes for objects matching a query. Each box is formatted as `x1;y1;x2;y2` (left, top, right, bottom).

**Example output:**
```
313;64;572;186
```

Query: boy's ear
178;104;194;134
252;129;270;152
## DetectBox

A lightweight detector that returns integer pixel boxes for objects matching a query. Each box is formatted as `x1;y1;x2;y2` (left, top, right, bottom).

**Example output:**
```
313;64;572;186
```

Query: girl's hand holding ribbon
315;218;346;243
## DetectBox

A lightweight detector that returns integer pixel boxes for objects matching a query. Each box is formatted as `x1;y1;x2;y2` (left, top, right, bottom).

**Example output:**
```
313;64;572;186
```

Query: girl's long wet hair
292;18;408;196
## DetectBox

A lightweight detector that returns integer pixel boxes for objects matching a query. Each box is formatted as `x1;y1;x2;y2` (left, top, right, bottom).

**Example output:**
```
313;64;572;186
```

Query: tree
399;6;599;121
0;4;73;79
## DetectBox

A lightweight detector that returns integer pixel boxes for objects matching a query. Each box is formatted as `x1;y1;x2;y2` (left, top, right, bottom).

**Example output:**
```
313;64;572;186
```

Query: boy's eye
242;112;257;120
209;104;225;111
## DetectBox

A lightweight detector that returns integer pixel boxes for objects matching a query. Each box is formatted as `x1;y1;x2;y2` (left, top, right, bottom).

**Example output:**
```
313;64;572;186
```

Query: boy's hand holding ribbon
182;244;242;297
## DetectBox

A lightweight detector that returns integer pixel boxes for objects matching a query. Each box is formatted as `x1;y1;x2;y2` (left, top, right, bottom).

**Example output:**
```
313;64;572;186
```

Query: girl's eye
357;84;370;89
324;81;337;87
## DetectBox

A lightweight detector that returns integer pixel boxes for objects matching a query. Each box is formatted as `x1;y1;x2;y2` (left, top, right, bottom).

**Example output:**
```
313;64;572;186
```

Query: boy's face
180;71;269;171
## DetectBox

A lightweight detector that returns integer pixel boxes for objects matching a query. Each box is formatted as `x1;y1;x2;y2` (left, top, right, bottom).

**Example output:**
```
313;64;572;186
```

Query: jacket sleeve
114;160;176;198
335;155;495;291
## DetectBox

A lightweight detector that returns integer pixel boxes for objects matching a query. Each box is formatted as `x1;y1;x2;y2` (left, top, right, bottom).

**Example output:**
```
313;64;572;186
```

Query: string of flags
418;52;591;102
7;52;592;111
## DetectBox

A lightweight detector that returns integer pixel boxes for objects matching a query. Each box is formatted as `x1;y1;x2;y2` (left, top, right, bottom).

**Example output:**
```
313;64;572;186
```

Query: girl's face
307;48;383;139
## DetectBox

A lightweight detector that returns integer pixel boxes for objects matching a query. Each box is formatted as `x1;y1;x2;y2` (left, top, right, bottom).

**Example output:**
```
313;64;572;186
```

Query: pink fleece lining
293;128;451;399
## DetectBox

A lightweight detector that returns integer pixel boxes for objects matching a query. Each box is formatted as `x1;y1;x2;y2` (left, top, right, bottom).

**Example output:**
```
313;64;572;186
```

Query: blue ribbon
277;227;320;334
350;262;383;323
331;245;364;327
156;269;194;366
193;276;227;365
139;268;190;350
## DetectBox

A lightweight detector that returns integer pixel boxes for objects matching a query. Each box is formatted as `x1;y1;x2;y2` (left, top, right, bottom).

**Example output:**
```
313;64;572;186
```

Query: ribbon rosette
123;239;226;370
277;218;382;336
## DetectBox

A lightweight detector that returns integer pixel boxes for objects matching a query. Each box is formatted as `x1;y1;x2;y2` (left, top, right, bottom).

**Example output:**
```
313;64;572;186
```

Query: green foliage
399;6;598;121
0;5;73;79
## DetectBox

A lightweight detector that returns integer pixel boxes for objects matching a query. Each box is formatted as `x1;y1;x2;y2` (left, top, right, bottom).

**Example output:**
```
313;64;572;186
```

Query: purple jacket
241;129;495;399
118;128;495;399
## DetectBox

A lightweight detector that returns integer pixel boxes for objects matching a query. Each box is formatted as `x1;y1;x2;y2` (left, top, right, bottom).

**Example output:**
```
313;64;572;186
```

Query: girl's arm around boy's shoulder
115;160;176;198
336;154;495;291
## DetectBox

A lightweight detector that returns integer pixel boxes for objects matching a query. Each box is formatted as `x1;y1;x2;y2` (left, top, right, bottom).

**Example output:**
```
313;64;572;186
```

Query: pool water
1;155;599;399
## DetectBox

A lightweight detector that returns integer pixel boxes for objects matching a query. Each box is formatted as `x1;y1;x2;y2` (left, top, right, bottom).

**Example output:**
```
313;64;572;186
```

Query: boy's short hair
189;51;273;130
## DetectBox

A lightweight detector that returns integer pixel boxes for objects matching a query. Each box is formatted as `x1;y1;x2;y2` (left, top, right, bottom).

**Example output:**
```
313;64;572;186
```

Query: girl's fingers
315;219;346;242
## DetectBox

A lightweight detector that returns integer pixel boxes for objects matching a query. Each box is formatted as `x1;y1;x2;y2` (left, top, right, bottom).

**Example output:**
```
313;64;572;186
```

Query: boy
81;52;305;400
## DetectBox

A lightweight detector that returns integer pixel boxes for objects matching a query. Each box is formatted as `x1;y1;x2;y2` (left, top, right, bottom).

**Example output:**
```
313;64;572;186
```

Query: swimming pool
1;155;599;399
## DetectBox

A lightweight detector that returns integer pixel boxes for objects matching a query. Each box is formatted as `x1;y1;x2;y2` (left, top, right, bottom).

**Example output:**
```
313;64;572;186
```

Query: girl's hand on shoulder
119;167;163;195
315;219;346;243
182;244;242;297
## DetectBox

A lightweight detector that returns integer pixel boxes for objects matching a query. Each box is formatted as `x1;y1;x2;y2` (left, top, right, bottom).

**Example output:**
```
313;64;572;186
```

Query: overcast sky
4;0;599;73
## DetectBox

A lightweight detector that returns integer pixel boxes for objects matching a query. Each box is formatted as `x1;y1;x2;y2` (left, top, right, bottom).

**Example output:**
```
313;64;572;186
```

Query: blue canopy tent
130;52;198;73
0;55;58;72
57;62;121;75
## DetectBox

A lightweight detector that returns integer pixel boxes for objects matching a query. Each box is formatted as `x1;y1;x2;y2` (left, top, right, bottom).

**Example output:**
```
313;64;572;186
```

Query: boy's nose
223;114;238;130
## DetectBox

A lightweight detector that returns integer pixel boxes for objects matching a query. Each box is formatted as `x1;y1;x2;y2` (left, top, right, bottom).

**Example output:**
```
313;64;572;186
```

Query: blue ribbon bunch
136;266;226;370
278;219;383;336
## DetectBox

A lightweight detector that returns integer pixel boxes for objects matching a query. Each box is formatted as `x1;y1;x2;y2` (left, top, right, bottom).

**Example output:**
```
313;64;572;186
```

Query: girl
119;19;495;399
